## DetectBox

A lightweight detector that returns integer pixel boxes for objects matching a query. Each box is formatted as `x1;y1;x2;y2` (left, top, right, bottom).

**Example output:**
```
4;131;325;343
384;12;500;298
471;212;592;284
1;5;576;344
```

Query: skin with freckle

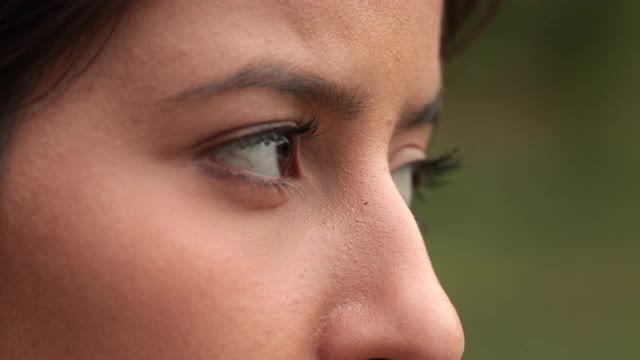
0;1;464;359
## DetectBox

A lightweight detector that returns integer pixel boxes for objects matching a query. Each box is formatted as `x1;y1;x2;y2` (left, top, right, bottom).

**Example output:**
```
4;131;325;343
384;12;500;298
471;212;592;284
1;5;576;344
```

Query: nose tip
317;289;465;360
316;177;464;360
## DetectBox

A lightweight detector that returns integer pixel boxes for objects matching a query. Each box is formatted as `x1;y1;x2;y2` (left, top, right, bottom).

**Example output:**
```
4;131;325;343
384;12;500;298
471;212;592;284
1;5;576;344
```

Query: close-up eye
202;119;318;184
211;128;295;179
392;151;460;206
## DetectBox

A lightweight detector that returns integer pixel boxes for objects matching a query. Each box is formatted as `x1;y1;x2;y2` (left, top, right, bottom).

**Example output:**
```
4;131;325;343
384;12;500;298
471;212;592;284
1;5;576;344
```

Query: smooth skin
0;1;464;359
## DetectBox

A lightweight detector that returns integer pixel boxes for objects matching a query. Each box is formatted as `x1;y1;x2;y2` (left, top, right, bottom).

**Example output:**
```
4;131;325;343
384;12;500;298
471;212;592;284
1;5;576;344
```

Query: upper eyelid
210;121;299;145
189;120;300;155
217;131;289;152
389;145;428;172
207;116;318;149
391;159;428;174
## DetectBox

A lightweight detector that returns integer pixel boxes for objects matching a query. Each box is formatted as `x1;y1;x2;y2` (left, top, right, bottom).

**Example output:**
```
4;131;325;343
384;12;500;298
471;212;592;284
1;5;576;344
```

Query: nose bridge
317;173;464;359
336;168;431;282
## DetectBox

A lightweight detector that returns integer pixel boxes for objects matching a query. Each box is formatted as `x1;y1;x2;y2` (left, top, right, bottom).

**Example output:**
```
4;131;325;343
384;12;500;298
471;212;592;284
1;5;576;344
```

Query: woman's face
0;1;463;359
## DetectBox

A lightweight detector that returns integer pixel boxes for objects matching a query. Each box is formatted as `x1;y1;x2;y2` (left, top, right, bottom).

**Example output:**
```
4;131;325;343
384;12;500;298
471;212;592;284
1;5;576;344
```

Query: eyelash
228;117;320;149
404;150;459;231
410;149;460;192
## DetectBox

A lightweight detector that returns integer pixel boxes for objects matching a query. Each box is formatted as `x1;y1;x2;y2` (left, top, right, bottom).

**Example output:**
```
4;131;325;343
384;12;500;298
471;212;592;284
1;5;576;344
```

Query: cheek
0;142;324;357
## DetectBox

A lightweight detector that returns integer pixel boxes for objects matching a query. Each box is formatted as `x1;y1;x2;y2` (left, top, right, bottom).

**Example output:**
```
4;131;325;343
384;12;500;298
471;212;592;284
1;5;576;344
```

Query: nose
317;174;465;360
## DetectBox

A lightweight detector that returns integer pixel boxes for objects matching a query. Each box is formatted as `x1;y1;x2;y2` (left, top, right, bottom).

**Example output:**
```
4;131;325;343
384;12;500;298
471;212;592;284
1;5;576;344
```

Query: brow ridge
396;94;441;132
168;62;370;119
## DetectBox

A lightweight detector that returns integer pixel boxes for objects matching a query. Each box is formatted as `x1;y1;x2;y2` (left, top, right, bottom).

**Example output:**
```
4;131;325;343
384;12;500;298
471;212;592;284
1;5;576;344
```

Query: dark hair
442;0;502;60
0;0;499;155
0;1;128;154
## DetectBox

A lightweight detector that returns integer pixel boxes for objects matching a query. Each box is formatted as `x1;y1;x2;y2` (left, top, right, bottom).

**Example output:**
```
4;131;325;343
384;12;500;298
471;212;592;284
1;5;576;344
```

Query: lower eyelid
197;134;304;195
193;164;296;210
198;157;296;193
389;146;427;172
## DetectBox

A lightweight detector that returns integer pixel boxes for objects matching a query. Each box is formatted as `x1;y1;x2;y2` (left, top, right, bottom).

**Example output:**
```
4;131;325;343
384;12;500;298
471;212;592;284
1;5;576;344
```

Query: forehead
105;0;442;107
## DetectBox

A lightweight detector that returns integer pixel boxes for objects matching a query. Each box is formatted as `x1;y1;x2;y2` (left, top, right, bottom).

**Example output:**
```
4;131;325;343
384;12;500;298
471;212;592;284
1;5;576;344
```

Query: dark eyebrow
166;62;370;119
396;93;441;132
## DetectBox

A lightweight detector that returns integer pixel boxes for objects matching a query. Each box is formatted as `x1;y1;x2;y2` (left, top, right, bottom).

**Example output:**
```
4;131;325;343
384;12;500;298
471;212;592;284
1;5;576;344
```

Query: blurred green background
415;2;639;359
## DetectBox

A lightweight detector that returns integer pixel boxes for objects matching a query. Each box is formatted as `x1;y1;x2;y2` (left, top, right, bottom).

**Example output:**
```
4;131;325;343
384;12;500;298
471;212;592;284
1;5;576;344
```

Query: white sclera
216;138;287;178
391;165;414;205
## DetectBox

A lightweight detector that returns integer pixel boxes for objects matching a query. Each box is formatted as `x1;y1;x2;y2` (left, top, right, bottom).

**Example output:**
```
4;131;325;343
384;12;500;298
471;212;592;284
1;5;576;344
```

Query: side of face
0;1;463;359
